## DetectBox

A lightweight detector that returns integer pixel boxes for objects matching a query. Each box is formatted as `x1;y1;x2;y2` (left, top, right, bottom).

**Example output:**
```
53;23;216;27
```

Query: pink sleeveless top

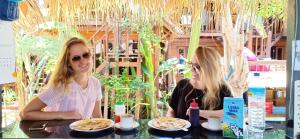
38;76;102;119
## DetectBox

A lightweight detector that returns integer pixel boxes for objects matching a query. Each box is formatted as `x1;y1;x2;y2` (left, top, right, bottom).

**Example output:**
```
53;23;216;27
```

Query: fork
29;122;48;131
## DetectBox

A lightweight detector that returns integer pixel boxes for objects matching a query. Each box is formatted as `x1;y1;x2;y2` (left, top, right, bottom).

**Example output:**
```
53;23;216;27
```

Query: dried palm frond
15;0;209;32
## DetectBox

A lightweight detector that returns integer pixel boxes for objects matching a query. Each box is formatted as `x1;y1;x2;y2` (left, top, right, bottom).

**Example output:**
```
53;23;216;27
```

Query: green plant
137;22;192;118
2;88;17;105
138;23;161;118
156;57;191;116
15;22;84;103
95;68;149;116
157;90;173;117
257;0;287;20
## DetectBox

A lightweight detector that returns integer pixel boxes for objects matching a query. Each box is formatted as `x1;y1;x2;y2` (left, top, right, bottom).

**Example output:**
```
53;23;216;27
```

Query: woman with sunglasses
167;47;232;120
20;37;102;120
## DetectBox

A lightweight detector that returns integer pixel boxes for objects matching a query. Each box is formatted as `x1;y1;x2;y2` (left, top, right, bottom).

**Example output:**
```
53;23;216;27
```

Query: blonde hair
47;37;88;90
187;47;228;110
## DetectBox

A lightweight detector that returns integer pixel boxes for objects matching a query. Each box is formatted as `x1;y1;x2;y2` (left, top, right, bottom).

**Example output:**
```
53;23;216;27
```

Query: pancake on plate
152;117;186;130
72;119;112;131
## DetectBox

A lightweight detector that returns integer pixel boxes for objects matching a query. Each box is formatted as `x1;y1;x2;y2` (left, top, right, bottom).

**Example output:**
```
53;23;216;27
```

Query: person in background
20;37;102;120
167;46;233;119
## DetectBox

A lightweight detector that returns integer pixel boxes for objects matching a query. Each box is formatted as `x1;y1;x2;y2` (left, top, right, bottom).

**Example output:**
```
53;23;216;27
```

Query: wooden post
103;26;109;118
255;37;258;56
247;29;253;51
92;38;96;72
266;31;273;58
105;26;109;62
114;24;119;75
134;56;142;119
260;37;264;57
126;30;129;57
111;90;115;118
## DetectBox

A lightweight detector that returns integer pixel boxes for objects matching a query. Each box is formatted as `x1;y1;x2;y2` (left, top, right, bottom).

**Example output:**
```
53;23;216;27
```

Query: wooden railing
164;11;222;37
179;11;222;36
249;19;285;58
269;20;284;46
250;34;269;57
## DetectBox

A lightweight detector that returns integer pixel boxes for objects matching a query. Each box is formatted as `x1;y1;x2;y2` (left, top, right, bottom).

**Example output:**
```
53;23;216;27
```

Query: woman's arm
92;100;102;118
199;110;223;119
19;97;82;120
166;106;175;117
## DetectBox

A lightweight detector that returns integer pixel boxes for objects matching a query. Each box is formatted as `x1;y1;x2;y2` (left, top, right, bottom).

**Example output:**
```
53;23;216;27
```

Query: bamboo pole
103;87;109;119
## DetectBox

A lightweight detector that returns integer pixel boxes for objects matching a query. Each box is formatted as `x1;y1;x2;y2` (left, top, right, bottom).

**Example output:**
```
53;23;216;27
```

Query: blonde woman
20;37;102;120
167;47;232;119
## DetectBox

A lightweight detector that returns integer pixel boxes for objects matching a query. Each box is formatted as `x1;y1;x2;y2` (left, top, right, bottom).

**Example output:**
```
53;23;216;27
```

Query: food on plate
152;117;186;130
71;119;112;131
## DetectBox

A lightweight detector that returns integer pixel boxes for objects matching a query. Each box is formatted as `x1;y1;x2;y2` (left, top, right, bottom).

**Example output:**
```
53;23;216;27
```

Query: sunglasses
71;52;91;62
188;62;201;71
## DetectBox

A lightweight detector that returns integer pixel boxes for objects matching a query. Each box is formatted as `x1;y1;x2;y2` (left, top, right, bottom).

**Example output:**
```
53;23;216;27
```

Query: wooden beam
177;32;223;37
76;21;106;26
77;26;106;32
87;25;105;42
271;33;283;46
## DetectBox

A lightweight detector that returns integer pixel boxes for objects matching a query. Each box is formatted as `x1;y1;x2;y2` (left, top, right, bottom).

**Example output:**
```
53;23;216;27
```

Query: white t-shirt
38;76;102;119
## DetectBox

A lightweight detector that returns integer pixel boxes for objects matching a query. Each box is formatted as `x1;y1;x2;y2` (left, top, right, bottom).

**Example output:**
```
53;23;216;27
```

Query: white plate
69;118;114;132
115;121;139;131
201;122;222;131
148;118;191;131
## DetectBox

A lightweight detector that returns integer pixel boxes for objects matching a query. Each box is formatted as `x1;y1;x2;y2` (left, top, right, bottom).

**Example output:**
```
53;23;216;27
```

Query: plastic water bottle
248;74;266;133
114;100;125;123
189;99;200;127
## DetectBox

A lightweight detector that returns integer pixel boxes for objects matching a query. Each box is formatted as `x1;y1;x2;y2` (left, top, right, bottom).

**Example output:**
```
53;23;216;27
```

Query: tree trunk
222;0;249;97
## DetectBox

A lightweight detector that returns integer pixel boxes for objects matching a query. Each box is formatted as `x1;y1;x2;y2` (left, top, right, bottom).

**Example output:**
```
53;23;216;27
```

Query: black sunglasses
188;62;200;71
71;52;91;62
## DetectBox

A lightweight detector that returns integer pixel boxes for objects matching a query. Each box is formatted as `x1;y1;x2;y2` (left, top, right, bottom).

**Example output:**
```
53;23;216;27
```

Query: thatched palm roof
15;0;205;31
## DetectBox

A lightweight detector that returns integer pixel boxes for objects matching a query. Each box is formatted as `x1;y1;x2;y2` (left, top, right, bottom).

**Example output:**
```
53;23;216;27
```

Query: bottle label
248;87;266;98
223;97;244;138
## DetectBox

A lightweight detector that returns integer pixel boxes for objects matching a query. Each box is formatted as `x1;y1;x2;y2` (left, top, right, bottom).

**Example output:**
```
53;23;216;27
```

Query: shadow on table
114;128;138;139
148;128;191;138
70;128;114;138
20;120;78;138
198;127;223;139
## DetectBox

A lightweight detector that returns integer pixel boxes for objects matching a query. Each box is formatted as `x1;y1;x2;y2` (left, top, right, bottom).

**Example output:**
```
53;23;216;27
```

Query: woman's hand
186;109;223;119
199;110;210;119
92;100;102;118
199;110;223;119
166;106;175;117
186;107;191;116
